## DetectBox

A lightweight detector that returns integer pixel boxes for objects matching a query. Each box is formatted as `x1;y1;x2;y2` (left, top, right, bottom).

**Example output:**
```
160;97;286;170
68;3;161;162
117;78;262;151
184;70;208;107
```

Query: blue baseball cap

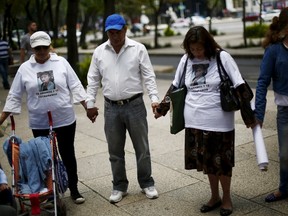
105;14;126;32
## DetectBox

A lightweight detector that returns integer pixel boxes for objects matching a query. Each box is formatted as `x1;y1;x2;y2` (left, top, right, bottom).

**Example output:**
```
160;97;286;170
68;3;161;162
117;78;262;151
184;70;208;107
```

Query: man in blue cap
86;13;159;203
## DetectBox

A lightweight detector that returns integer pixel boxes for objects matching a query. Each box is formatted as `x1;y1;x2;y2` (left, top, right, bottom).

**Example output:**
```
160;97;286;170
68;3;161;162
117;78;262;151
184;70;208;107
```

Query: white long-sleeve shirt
86;37;159;108
4;53;87;129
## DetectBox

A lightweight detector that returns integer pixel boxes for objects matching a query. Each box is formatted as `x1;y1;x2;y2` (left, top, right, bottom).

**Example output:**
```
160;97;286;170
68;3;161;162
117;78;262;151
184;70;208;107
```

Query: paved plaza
0;33;287;215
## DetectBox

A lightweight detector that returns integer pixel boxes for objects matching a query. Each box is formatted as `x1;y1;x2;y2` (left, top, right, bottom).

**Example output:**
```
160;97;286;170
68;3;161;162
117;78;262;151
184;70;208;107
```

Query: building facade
226;0;288;14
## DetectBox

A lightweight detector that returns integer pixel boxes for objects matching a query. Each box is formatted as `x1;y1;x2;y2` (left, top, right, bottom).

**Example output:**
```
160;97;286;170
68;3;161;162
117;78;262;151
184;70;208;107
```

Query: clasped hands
152;102;162;119
86;107;99;123
86;103;162;123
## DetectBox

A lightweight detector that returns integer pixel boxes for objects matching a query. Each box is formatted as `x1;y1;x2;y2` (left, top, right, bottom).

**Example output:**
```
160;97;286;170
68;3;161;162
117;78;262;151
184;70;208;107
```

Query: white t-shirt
173;51;244;132
4;53;87;129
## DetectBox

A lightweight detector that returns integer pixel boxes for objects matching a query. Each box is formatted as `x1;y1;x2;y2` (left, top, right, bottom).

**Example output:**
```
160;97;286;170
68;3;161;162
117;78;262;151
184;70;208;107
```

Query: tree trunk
79;12;91;47
46;0;53;32
35;0;43;29
102;0;115;44
53;0;62;39
66;0;79;73
242;0;247;47
154;11;159;48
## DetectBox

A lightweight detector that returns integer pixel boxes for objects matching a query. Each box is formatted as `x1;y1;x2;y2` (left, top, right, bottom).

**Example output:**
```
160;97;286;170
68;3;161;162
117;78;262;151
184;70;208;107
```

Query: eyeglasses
34;46;50;51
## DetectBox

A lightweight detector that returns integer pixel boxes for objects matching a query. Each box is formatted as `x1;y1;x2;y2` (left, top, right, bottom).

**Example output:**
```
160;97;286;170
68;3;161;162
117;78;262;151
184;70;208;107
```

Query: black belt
105;93;143;105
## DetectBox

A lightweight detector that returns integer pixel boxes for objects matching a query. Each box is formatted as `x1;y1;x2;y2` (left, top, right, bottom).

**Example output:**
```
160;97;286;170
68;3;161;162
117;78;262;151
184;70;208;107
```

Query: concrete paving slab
232;157;279;199
84;162;198;205
62;191;131;216
1;37;288;215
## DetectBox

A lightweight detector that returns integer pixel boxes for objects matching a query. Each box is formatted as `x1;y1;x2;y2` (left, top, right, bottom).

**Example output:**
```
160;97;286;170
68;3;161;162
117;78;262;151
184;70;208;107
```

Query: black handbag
169;57;188;134
216;50;241;112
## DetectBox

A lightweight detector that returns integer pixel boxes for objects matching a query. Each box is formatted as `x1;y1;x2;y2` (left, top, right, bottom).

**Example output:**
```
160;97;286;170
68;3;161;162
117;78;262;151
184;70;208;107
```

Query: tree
52;0;63;40
146;0;180;48
102;0;115;43
66;0;79;72
205;0;222;33
79;0;103;47
0;0;26;48
242;0;247;47
148;0;162;48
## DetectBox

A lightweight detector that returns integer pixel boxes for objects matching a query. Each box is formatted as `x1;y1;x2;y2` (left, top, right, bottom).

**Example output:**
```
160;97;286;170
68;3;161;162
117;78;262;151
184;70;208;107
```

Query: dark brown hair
181;26;222;60
262;7;288;48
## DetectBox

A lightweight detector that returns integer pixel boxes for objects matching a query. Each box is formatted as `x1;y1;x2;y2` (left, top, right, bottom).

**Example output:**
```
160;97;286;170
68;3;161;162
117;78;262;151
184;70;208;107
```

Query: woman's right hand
154;110;163;119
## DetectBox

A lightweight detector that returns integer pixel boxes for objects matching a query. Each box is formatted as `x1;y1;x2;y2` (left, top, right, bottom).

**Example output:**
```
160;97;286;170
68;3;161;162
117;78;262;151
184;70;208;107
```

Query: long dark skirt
185;128;235;177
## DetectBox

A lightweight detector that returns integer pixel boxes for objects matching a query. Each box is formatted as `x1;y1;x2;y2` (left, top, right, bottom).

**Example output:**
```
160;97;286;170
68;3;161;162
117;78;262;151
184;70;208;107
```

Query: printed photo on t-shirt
191;64;209;86
37;70;55;92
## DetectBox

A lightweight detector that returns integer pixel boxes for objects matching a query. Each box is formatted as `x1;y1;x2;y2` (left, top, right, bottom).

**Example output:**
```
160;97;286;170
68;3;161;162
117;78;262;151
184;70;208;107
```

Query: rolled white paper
251;101;269;171
252;124;269;171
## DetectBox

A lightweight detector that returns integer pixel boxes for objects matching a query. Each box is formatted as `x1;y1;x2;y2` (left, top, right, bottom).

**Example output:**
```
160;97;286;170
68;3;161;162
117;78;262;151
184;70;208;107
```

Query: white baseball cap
30;31;51;48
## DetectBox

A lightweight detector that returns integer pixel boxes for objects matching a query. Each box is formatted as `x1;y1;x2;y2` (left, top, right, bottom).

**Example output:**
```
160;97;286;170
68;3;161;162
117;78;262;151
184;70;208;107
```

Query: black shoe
265;192;287;202
200;200;222;213
220;207;233;216
71;191;85;204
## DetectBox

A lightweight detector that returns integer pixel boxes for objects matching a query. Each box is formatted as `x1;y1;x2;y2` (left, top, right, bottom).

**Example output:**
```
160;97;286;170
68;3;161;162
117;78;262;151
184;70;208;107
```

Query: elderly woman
155;26;255;216
0;31;87;204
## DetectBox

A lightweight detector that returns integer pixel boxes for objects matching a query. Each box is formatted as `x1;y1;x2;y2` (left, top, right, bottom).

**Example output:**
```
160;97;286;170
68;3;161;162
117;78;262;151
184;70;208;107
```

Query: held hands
152;102;163;119
154;110;162;119
86;107;99;123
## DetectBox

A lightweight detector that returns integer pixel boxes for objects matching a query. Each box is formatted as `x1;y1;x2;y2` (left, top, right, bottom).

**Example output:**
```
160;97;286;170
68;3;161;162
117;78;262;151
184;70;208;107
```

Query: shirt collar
105;37;135;50
29;53;59;64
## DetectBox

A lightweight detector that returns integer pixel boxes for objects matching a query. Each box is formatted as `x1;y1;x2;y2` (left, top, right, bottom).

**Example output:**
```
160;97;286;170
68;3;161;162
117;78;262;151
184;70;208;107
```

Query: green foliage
164;26;175;37
81;43;88;49
52;38;66;48
245;23;269;38
78;55;92;87
210;29;218;36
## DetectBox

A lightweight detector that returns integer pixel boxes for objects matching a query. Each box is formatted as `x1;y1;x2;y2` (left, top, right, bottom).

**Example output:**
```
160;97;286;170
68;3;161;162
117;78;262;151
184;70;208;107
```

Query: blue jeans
104;96;155;191
0;58;9;88
277;106;288;195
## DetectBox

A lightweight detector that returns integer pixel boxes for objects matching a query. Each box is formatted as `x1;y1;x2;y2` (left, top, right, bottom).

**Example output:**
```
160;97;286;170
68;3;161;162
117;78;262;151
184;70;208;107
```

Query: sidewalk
2;33;287;216
0;79;287;215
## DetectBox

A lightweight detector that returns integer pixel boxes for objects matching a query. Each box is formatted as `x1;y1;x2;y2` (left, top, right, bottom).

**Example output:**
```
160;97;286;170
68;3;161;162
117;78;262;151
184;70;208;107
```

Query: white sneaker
109;190;127;203
142;186;159;199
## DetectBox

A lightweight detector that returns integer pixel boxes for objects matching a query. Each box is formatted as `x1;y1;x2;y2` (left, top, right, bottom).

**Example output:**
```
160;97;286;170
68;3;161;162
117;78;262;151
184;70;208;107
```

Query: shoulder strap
179;56;188;88
216;50;229;82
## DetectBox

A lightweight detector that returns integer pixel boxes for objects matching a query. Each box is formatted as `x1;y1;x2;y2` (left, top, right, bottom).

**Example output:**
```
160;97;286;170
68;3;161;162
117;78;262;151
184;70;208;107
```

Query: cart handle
47;111;53;127
9;115;15;131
